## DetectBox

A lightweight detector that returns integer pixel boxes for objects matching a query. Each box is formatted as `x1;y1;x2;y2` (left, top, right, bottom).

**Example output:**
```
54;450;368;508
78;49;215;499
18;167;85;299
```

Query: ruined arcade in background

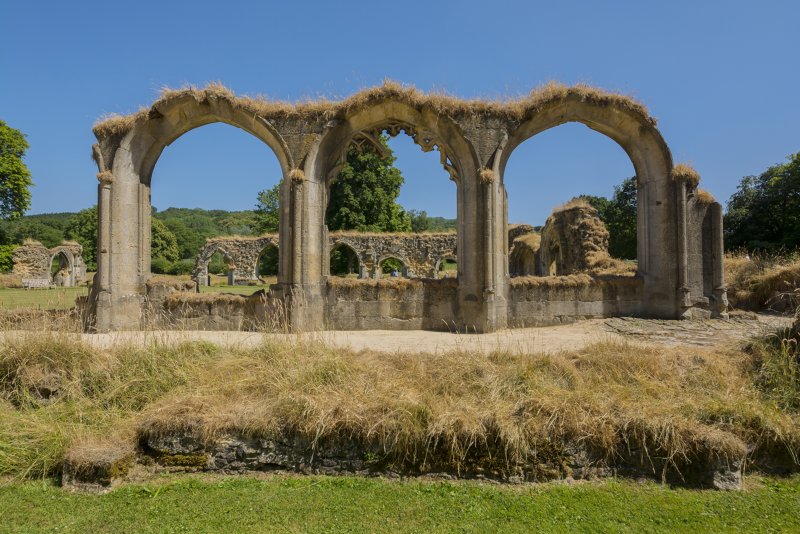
87;81;726;332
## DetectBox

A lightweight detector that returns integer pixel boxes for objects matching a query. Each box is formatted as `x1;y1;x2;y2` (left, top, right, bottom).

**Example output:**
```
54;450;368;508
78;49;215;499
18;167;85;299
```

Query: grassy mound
0;332;799;481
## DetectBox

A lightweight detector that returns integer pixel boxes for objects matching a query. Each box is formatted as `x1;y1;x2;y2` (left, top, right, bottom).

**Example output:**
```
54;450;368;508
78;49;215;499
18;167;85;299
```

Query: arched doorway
206;249;236;286
329;242;362;278
50;251;73;287
379;256;408;278
256;243;280;283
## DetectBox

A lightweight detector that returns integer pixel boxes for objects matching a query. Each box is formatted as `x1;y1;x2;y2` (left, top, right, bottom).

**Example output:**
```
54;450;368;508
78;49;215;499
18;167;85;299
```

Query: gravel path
2;313;790;354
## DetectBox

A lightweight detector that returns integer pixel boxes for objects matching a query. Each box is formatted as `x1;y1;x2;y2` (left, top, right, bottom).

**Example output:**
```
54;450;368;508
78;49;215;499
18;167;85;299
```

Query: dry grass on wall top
515;232;541;252
725;251;800;312
146;275;196;292
93;80;656;139
695;189;716;204
2;331;800;481
550;198;593;214
672;163;701;188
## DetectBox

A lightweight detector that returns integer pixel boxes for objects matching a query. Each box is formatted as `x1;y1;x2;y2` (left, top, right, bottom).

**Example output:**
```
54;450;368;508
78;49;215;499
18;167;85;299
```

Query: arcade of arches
86;82;726;332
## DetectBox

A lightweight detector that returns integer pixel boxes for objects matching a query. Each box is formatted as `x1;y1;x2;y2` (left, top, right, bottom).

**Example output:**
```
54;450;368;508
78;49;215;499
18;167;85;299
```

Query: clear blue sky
1;1;798;225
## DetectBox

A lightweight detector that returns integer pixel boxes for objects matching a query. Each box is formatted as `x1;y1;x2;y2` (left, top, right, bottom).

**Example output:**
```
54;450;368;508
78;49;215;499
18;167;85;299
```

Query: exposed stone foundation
64;428;744;491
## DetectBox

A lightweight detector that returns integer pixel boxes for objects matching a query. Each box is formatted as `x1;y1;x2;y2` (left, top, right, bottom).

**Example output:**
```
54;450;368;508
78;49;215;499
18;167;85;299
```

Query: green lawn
1;475;799;533
0;287;87;310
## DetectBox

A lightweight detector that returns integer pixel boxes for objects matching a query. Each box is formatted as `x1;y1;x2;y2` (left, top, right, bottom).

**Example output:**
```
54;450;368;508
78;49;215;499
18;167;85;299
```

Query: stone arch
496;94;677;316
434;255;458;279
97;95;292;328
254;240;280;280
197;245;236;286
328;239;365;278
49;249;74;287
377;255;410;278
304;98;478;289
311;99;474;187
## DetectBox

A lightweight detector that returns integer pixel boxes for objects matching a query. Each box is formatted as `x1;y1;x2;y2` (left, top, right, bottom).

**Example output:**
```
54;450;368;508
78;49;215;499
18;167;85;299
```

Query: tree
409;210;430;233
326;137;412;232
66;206;98;270
66;205;179;272
151;217;179;263
0;120;34;220
0;244;15;272
254;182;281;234
577;176;637;260
725;153;800;251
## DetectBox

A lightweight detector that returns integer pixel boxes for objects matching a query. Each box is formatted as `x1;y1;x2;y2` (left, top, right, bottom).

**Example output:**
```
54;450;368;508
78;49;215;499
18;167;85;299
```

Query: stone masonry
87;82;726;332
12;240;87;287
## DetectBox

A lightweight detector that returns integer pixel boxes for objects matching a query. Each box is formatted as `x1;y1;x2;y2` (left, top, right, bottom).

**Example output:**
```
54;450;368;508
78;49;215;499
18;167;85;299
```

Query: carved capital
96;170;114;184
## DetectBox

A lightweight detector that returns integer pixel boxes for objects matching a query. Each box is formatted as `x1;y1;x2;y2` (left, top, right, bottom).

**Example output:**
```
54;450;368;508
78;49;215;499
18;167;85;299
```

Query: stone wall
324;278;458;330
538;203;609;276
507;275;644;327
62;427;739;491
12;240;87;287
193;235;279;286
194;232;459;285
89;82;724;332
328;232;457;279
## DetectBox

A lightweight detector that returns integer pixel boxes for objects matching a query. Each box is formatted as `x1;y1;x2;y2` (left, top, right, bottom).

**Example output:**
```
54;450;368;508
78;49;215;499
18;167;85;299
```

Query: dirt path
3;314;789;354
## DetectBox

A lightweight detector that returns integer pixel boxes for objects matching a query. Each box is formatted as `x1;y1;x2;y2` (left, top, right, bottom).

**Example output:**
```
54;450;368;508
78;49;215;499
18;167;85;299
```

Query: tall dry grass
725;251;800;312
2;330;799;480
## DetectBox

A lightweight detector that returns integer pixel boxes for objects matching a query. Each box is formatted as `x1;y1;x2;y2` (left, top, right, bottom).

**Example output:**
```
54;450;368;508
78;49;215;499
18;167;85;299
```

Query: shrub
168;259;195;276
0;244;16;273
150;256;172;274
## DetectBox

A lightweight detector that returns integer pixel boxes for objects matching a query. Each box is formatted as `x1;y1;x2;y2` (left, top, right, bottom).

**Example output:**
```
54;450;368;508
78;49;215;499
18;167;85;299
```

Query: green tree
0;244;15;272
254;183;281;234
409;210;430;233
0;120;34;220
65;206;98;270
326;138;412;232
725;153;800;250
577;176;637;260
151;217;180;263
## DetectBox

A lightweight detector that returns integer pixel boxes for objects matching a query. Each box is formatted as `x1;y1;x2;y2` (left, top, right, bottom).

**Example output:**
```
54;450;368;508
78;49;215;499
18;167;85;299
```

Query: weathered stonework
126;428;743;490
87;82;726;332
193;232;458;286
193;235;279;286
12;240;87;287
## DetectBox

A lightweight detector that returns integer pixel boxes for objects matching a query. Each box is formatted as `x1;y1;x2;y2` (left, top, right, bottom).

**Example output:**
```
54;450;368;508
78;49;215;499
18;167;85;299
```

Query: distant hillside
0;212;77;248
153;207;258;259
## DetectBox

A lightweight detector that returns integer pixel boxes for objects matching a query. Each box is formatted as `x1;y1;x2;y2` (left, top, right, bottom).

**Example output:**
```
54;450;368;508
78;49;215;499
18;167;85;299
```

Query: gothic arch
496;94;677;316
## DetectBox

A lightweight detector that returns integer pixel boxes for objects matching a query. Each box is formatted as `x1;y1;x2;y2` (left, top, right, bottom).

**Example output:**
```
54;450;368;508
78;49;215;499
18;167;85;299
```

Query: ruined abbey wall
87;82;727;332
12;240;87;287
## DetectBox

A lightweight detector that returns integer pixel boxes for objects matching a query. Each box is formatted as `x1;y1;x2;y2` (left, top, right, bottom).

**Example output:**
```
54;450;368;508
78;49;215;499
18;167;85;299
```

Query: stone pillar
710;202;729;318
93;172;113;331
284;169;326;332
480;170;508;331
675;179;691;318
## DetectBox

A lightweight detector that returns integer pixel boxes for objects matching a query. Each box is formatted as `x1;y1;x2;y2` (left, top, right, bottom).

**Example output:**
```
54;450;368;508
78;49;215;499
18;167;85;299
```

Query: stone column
93;171;113;331
675;179;691;317
710;202;728;318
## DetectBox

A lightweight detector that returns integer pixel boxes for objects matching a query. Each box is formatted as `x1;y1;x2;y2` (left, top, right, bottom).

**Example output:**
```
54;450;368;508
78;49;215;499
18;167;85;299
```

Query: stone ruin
12;240;87;288
509;201;627;278
193;232;458;286
86;81;726;332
